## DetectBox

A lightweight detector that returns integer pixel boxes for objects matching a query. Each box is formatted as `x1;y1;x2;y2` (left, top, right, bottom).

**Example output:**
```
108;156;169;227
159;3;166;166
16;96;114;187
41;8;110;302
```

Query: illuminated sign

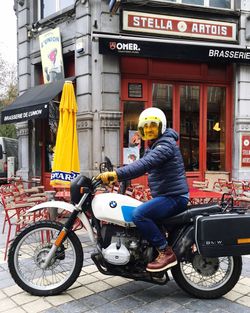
241;135;250;167
123;11;237;42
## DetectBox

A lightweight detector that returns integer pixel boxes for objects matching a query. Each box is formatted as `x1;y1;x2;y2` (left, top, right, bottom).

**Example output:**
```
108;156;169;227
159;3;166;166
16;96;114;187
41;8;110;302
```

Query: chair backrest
192;179;209;189
213;179;231;193
231;180;244;196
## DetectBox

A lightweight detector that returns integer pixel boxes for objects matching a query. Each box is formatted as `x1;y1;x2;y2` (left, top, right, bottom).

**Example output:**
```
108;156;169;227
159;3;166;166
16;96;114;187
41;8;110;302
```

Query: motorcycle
7;159;250;299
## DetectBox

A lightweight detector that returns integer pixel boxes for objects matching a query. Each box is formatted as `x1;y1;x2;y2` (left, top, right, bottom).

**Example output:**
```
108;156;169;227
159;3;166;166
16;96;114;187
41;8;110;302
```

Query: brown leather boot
146;246;177;272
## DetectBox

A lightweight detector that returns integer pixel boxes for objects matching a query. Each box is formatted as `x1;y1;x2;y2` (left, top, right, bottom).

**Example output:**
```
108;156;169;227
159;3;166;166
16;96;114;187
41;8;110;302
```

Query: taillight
4;162;7;171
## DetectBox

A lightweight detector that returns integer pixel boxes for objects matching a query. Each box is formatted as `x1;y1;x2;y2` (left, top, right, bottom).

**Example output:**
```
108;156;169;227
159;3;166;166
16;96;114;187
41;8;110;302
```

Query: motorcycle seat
163;203;221;226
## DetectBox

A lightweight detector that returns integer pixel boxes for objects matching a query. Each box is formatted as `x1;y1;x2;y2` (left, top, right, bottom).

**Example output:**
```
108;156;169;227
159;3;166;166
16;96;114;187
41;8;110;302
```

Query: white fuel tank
92;193;142;226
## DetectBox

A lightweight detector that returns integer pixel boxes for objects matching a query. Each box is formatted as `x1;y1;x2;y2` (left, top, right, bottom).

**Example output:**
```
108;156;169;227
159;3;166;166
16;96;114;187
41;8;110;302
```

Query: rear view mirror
0;144;3;159
99;156;114;173
104;156;113;171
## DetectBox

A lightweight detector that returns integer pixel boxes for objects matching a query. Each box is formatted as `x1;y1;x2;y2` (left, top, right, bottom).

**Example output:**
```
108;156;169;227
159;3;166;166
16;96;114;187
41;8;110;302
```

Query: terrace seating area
109;178;250;206
0;177;88;261
1;174;250;261
191;178;250;207
0;176;49;260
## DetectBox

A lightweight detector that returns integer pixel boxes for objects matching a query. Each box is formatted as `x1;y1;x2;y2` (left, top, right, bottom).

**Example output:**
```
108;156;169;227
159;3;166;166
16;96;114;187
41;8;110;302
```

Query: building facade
8;0;250;189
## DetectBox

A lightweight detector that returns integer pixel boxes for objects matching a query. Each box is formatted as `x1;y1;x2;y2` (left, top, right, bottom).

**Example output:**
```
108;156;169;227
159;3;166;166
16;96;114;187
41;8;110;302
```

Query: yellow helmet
138;107;167;140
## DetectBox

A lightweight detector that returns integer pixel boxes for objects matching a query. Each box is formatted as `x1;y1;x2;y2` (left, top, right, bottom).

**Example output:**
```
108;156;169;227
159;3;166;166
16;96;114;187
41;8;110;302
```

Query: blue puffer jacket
116;129;189;198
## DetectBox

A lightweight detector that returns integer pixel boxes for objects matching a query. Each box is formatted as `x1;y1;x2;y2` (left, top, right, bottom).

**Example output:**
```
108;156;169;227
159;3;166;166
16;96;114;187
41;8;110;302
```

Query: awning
1;77;74;124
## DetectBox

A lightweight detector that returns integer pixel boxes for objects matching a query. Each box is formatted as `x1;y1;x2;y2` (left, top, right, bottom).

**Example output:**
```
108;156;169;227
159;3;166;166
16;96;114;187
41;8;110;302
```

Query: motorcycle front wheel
171;253;242;299
8;221;83;296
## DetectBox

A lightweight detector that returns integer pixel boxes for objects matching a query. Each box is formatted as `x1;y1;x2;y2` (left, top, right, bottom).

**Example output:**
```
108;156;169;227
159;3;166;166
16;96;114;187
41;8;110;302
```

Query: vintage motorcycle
7;160;250;299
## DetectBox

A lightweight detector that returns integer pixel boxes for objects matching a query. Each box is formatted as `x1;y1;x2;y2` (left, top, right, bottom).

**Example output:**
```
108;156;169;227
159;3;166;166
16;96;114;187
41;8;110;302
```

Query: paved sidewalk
1;209;250;313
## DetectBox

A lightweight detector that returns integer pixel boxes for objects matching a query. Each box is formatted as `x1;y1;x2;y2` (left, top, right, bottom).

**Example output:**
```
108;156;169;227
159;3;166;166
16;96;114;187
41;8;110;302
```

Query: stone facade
14;0;250;181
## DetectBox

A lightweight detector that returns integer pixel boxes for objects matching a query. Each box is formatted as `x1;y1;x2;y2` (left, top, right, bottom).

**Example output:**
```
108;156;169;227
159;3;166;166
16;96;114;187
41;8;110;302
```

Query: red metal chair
231;180;244;198
0;182;48;260
213;179;232;193
128;184;152;202
192;179;209;190
0;192;36;260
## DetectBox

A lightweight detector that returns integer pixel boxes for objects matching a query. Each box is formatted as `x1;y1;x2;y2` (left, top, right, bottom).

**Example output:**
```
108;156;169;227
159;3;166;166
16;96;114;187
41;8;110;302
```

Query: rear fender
172;225;195;260
27;201;96;243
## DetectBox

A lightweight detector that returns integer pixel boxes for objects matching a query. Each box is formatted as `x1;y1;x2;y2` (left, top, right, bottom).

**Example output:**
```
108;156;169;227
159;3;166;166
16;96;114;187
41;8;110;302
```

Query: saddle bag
195;212;250;257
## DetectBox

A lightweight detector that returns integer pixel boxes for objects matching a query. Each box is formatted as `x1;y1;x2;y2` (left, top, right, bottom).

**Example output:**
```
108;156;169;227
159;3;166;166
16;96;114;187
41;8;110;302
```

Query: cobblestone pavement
1;209;250;313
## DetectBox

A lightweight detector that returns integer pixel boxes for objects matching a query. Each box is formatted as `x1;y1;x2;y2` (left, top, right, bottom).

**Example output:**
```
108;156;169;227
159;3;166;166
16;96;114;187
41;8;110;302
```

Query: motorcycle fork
42;209;79;269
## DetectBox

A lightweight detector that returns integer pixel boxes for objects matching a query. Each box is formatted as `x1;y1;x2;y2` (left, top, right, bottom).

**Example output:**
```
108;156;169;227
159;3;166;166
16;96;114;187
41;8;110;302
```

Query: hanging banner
39;27;65;84
241;135;250;167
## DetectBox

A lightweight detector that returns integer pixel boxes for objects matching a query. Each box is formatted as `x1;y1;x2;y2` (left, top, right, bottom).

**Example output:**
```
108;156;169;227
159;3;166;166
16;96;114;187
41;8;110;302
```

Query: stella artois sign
122;11;237;42
241;135;250;167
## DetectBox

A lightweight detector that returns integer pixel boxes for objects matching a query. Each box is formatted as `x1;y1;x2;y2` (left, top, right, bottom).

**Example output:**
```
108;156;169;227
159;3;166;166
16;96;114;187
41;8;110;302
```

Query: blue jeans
132;195;188;250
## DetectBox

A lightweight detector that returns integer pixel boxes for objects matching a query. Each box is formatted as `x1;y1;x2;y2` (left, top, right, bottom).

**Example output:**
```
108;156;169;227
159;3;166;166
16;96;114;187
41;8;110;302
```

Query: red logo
109;42;117;50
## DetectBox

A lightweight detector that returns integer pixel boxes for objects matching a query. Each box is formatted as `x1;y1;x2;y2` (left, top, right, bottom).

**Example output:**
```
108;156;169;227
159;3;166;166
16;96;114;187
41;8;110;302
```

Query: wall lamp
18;0;25;6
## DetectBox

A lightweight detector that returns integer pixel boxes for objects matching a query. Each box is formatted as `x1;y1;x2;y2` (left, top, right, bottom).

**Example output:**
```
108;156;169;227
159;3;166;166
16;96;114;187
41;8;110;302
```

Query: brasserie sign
99;37;250;64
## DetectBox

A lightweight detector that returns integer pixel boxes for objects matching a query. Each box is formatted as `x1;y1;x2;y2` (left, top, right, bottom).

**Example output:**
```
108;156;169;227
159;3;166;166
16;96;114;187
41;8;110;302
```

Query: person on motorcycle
97;107;189;272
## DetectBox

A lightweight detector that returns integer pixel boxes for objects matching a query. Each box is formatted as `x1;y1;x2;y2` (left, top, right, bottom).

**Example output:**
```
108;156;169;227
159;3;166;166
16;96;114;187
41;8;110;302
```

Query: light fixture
18;0;25;6
109;0;121;15
213;122;221;132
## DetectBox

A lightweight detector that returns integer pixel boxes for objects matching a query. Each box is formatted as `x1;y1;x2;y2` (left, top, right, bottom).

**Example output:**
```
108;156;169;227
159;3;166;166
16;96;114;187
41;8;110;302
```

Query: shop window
206;86;226;171
209;0;230;8
180;86;200;172
159;0;233;9
45;101;59;172
123;101;145;164
152;83;173;128
40;0;74;19
182;0;204;5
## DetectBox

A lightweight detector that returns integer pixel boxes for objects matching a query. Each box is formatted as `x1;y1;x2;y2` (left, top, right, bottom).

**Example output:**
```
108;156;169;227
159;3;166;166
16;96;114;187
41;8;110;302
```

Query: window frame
151;0;234;10
39;0;75;20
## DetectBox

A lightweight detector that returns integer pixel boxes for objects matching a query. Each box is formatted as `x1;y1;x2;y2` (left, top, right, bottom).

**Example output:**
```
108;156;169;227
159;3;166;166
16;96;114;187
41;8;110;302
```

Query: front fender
27;200;76;214
27;201;96;244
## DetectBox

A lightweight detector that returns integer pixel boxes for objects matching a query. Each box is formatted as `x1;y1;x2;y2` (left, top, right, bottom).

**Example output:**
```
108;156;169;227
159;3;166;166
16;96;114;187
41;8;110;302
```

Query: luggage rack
220;193;249;213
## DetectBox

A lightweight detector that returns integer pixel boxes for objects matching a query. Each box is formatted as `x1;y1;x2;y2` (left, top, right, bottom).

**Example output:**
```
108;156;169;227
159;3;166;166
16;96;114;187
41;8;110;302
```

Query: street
1;210;250;313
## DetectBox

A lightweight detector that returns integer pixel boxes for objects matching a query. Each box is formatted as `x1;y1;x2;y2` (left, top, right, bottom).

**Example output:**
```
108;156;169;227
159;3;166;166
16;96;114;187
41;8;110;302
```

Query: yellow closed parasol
50;81;80;186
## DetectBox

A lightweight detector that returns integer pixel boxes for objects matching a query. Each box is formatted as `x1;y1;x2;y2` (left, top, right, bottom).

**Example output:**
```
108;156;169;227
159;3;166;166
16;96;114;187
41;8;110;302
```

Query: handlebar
91;178;103;190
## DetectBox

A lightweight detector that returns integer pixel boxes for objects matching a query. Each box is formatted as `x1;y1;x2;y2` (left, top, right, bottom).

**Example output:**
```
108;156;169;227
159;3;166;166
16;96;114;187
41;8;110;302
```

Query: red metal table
189;188;222;204
53;185;71;202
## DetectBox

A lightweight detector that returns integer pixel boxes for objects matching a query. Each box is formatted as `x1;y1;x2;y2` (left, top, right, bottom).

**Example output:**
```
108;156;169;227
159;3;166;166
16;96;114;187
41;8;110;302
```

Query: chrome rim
180;254;234;291
14;226;76;291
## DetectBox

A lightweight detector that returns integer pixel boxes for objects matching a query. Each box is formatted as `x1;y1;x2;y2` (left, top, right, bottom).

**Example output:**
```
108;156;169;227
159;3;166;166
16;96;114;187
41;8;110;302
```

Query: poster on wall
129;130;141;147
241;134;250;167
123;147;140;164
39;27;65;84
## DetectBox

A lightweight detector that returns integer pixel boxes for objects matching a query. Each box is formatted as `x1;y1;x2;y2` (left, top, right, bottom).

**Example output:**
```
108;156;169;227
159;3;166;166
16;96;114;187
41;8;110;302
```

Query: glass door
152;83;173;128
179;85;200;172
121;78;231;185
206;86;226;171
150;83;228;179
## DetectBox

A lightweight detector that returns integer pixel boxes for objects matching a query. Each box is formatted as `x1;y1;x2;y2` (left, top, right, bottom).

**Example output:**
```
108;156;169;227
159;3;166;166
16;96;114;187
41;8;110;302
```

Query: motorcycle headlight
70;174;92;205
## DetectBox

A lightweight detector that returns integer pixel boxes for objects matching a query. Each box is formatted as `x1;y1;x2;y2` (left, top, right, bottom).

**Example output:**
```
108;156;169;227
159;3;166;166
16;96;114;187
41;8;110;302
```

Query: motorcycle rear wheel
8;221;83;296
171;253;242;299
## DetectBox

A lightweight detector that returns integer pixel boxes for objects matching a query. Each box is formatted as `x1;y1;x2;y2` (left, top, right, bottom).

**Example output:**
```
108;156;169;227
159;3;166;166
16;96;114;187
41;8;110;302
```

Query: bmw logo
109;201;117;208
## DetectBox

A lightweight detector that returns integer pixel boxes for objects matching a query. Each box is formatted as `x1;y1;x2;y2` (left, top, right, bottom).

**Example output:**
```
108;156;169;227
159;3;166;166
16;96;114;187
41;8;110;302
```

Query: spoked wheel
171;253;242;299
8;221;83;296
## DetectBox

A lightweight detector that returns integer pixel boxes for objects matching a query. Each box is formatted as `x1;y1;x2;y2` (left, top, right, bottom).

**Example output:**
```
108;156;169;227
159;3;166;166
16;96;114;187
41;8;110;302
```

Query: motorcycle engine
101;225;141;266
